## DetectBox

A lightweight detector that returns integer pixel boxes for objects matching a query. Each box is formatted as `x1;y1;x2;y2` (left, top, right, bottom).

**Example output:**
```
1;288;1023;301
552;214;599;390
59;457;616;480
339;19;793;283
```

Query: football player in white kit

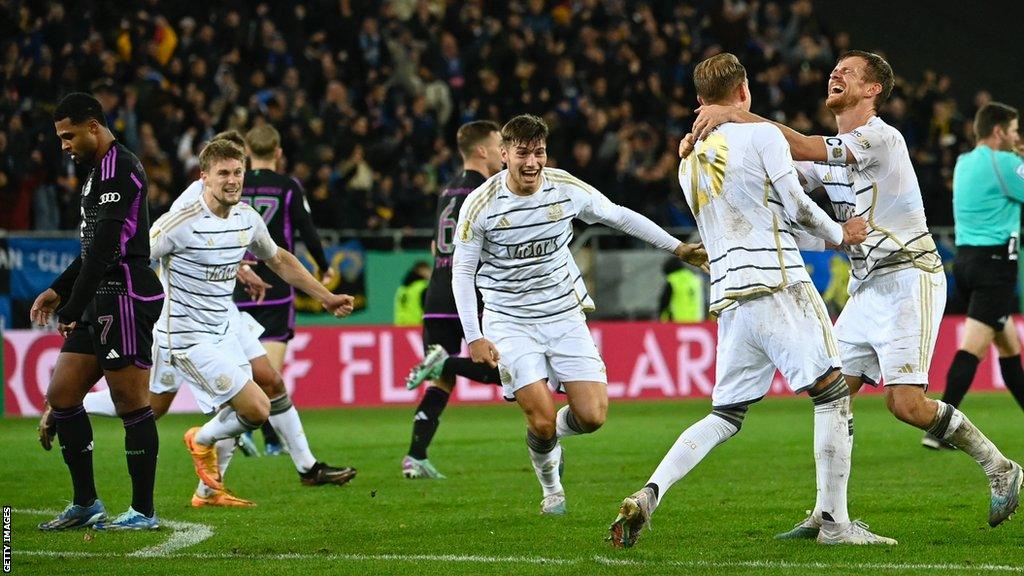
451;114;707;515
688;50;1022;532
149;139;355;503
75;132;358;506
609;53;893;548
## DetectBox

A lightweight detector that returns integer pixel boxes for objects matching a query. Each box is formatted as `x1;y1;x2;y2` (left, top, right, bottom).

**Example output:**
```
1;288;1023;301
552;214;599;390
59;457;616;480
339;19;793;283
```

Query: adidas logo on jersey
898;364;915;375
497;217;511;228
106;349;120;360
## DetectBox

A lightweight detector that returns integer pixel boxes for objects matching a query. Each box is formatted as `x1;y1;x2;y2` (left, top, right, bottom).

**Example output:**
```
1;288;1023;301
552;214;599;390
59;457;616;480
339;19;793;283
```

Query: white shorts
232;308;267;360
483;312;606;400
150;337;252;414
712;282;841;408
835;268;945;387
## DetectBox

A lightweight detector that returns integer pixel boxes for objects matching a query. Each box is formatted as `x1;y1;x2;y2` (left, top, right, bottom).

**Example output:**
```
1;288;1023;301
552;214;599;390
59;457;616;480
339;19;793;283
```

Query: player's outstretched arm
775;171;867;246
689;104;854;164
264;248;354;317
586;198;684;255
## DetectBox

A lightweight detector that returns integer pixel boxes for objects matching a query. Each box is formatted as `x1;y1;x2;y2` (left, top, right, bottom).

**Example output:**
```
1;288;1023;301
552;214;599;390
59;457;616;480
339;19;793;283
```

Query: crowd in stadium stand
0;0;989;233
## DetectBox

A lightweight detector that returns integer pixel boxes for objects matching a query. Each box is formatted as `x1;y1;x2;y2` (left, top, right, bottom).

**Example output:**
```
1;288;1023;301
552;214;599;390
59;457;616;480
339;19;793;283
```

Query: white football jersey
150;197;277;350
803;116;941;293
679;122;841;316
169;179;204;213
455;167;667;326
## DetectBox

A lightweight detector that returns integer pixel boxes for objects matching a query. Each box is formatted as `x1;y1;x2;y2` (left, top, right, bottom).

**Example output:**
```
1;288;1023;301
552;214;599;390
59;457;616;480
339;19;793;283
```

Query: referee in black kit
924;102;1024;449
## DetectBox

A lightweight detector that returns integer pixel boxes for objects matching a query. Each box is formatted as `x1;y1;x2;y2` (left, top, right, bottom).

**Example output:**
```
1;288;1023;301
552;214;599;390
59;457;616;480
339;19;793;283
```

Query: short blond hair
199;139;246;173
245;124;280;160
693;53;747;104
212;129;246;149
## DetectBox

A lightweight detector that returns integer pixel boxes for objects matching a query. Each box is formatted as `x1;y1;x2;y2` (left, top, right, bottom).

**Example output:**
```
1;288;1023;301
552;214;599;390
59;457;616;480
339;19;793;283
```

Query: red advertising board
2;317;1017;416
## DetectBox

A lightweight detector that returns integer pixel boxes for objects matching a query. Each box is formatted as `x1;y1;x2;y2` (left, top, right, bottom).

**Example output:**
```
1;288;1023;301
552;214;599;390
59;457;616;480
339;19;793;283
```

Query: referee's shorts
949;245;1019;331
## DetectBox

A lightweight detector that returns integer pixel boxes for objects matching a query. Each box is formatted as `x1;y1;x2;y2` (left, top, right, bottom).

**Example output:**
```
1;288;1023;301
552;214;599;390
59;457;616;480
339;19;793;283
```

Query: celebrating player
609;53;891;548
149;140;355;504
452;114;707;515
687;50;1022;531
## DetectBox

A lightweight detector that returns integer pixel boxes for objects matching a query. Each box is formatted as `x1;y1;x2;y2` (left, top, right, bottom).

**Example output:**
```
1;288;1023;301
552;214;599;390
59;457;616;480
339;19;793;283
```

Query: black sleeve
57;218;123;323
290;184;329;272
50;255;83;303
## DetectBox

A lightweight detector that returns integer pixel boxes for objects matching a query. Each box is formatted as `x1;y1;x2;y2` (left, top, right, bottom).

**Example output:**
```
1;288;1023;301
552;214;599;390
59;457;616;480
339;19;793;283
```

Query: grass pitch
2;393;1023;575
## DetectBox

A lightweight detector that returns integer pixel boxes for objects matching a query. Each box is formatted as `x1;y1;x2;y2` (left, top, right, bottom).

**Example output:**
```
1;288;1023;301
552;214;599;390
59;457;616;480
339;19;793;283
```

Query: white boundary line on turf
16;508;214;556
11;550;1024;573
594;556;1024;573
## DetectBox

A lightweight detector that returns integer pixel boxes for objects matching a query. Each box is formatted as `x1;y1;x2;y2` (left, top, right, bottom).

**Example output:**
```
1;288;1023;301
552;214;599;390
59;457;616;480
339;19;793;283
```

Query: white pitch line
128;519;214;557
12;550;1024;573
593;555;1024;573
15;508;214;557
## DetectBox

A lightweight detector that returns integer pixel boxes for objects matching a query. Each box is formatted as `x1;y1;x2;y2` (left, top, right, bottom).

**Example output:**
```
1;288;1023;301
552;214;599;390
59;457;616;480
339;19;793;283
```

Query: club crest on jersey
214;374;232;392
547;203;564;221
499;366;512;386
160;372;175;387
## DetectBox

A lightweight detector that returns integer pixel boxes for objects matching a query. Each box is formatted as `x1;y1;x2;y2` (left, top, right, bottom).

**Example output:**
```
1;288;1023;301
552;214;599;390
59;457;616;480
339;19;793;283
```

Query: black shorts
950;246;1019;331
242;302;295;342
61;293;162;371
423;317;464;354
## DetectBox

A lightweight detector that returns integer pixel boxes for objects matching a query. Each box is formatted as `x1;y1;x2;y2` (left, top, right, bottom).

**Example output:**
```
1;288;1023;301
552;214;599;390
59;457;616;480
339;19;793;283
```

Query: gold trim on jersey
709;286;777;316
164;254;175;353
156;202;203;235
546;170;597;195
689;154;705;215
804;282;839;357
919;273;935;373
867;184;943;275
461;178;501;228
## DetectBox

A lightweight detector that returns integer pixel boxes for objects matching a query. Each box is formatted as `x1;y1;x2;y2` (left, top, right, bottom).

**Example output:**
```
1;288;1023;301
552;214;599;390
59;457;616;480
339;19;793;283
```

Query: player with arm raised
233;124;332;456
452;114;707;515
687;50;1022;531
74;129;356;504
608;53;892;548
33;93;165;531
150;140;355;505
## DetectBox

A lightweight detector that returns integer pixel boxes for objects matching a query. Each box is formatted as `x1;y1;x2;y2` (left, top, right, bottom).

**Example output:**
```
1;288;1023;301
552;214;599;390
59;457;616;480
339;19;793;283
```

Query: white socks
269;405;317;473
936;402;1013;478
646;413;737;513
83;389;117;417
196;407;256;446
812;396;852;524
555;405;586;439
528;442;564;497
